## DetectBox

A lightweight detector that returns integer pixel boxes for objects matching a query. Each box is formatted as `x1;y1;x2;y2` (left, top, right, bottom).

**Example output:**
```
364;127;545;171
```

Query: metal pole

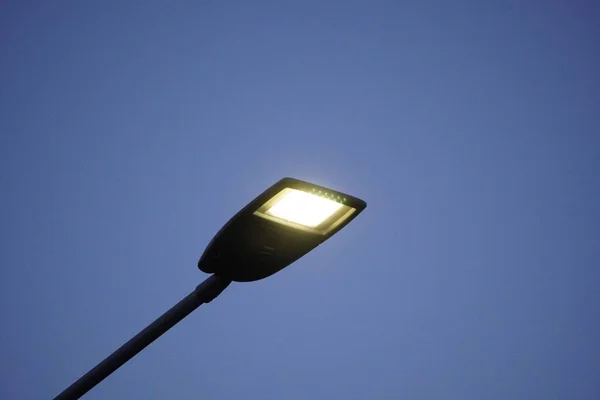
54;274;231;399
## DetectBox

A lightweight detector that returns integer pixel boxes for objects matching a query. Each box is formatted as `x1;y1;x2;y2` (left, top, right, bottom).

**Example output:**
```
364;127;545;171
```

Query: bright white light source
266;189;342;228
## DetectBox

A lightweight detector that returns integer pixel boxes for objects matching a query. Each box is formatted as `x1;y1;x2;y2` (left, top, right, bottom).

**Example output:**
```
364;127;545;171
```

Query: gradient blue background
1;1;599;399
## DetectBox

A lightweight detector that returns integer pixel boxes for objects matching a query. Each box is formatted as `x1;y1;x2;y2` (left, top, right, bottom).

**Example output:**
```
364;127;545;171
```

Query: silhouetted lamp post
55;177;367;399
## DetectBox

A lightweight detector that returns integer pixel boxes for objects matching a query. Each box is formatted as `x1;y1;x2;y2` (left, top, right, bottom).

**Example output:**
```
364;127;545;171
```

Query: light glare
266;189;342;227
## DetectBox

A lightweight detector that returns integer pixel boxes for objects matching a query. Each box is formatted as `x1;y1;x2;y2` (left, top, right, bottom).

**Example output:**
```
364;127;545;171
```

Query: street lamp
55;177;367;399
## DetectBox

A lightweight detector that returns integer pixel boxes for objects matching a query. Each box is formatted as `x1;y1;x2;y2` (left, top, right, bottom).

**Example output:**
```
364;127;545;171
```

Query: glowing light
266;189;342;228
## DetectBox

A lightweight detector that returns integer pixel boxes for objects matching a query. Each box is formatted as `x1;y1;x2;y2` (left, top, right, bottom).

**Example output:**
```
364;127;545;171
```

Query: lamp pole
54;274;231;400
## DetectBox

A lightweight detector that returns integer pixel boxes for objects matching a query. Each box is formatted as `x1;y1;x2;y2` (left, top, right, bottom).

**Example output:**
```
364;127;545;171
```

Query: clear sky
1;1;599;399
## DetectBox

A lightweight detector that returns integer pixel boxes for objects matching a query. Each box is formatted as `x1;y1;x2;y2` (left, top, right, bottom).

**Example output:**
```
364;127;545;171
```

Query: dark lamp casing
198;177;367;282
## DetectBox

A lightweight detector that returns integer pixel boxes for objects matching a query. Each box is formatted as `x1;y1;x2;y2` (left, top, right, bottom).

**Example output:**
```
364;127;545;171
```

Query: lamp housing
198;177;366;282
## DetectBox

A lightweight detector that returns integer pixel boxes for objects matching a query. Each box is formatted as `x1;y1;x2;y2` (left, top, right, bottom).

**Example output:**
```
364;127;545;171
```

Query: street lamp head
198;177;367;282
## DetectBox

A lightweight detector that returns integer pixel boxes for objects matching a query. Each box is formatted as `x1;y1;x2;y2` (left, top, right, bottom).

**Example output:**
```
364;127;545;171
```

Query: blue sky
1;1;599;399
